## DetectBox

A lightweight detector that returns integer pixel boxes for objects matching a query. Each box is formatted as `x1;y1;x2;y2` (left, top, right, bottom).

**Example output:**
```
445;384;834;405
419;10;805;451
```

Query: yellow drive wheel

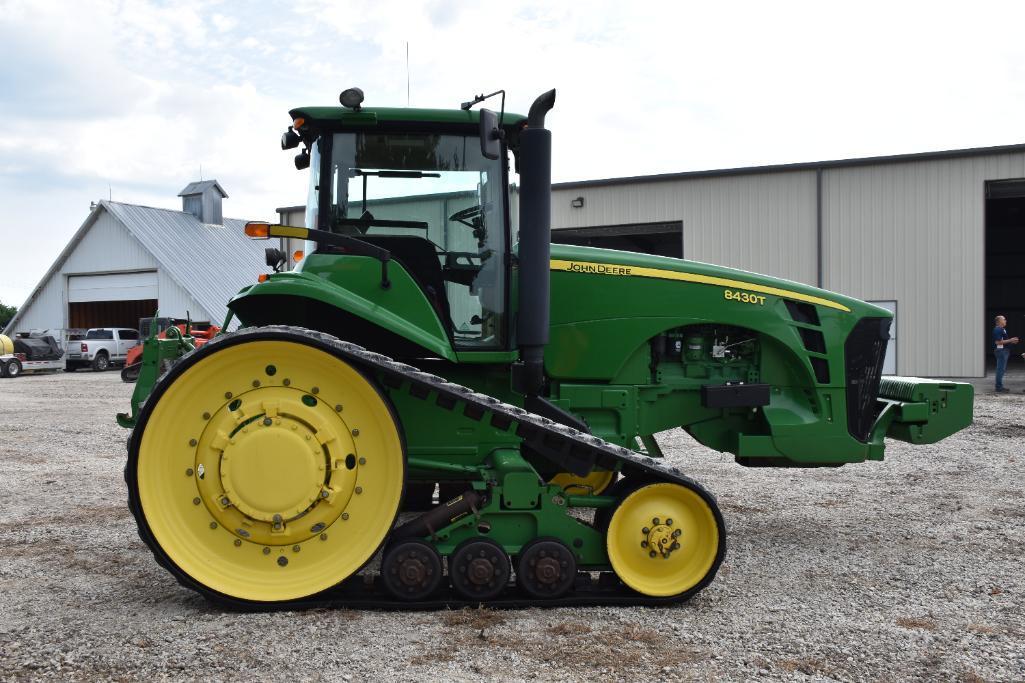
130;332;405;604
549;468;616;496
606;482;723;597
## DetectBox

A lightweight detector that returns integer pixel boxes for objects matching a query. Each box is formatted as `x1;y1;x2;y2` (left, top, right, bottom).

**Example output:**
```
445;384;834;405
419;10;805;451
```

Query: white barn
4;181;266;335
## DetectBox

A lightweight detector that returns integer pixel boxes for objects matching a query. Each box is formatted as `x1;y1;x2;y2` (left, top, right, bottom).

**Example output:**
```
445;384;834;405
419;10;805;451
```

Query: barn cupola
178;180;228;225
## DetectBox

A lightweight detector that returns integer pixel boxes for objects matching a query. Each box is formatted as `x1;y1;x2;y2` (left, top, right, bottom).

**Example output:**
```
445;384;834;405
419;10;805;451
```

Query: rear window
86;329;114;340
119;329;139;340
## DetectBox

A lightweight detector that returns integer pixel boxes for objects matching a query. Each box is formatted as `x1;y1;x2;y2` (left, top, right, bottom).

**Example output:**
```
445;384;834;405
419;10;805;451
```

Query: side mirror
479;108;501;160
265;247;286;272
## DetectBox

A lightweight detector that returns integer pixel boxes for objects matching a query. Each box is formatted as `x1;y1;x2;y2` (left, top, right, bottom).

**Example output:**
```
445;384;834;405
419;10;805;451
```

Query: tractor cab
271;91;534;354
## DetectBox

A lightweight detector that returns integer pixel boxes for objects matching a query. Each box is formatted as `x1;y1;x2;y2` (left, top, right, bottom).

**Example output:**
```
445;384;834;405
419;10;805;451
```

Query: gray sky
3;0;1025;306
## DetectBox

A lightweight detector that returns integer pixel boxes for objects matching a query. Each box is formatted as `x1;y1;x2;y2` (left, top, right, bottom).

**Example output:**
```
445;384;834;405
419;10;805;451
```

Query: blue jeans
995;348;1010;389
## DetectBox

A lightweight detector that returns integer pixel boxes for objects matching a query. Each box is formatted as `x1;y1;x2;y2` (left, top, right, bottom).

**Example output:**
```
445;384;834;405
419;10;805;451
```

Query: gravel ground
1;369;1023;682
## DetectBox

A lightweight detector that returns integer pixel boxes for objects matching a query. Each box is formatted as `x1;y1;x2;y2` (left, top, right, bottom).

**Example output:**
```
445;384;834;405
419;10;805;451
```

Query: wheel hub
468;557;496;585
220;423;325;522
194;388;360;546
398;557;427;586
642;517;682;559
534;556;561;584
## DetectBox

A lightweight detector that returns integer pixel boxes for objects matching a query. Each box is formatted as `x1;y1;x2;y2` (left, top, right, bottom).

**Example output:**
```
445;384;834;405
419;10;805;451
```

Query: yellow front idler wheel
131;333;405;604
606;482;724;598
549;468;616;496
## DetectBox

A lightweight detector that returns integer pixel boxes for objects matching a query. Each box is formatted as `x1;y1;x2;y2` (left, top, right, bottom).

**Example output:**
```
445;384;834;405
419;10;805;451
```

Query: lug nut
202;412;211;420
252;380;261;388
188;438;197;447
320;533;328;541
292;545;301;552
224;391;233;399
185;468;194;477
192;497;201;505
209;522;217;529
335;404;343;412
283;379;291;386
311;386;319;394
263;418;273;426
262;547;271;555
341;513;349;521
234;539;242;547
358;457;366;465
277;556;288;567
354;486;363;495
351;428;360;437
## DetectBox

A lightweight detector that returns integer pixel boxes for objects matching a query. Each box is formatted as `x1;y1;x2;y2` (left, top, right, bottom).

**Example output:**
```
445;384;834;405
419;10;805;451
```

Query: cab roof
288;106;527;130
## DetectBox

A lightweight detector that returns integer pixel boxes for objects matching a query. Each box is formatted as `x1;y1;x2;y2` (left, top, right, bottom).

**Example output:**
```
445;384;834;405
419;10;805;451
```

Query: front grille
844;317;891;442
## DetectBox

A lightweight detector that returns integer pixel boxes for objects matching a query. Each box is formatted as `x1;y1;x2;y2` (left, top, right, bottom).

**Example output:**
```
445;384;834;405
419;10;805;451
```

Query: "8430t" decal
724;289;766;305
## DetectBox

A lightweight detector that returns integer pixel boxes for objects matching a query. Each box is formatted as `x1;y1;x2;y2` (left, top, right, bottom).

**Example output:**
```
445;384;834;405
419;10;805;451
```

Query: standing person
993;315;1019;393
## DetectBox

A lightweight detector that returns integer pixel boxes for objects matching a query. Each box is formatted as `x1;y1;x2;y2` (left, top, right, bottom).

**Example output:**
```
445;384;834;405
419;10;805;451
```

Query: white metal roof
102;201;264;325
4;200;266;334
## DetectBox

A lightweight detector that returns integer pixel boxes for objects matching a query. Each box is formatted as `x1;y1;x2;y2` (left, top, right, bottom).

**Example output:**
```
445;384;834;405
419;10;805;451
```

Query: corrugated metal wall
553;172;819;284
823;153;1025;377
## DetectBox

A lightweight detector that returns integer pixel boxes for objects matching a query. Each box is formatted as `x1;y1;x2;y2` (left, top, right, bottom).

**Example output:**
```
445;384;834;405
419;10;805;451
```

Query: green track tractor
119;88;973;609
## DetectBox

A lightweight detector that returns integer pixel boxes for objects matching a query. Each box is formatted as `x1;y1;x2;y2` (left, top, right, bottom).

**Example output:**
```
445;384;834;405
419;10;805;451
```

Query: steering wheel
448;204;488;247
448;205;485;226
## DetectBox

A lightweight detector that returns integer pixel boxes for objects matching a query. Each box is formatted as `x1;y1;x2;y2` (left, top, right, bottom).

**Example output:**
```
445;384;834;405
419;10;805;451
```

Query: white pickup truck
64;327;141;372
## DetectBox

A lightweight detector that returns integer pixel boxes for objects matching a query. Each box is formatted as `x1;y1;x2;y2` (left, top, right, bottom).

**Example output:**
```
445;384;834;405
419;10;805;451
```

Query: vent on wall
785;300;820;326
810;357;830;384
799;328;827;354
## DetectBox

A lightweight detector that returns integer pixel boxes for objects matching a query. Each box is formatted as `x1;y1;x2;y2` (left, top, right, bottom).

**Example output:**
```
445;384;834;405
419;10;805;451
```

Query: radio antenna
405;42;410;106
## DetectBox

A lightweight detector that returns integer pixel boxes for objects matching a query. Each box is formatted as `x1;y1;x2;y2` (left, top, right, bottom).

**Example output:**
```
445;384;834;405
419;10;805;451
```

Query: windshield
306;132;508;349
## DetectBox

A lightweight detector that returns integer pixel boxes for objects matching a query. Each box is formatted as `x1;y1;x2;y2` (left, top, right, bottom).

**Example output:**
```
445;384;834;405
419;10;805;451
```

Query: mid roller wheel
126;329;406;605
606;481;724;598
450;538;510;601
549;468;616;496
381;540;443;601
516;538;576;599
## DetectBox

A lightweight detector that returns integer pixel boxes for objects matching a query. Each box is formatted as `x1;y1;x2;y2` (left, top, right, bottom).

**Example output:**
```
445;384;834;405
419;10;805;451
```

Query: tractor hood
547;243;888;319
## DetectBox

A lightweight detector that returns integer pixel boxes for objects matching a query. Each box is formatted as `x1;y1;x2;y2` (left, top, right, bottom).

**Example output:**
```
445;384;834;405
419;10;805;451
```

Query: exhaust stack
514;89;556;396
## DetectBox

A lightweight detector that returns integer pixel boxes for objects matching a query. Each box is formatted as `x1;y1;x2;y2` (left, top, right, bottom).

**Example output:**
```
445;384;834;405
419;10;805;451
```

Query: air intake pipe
513;89;556;396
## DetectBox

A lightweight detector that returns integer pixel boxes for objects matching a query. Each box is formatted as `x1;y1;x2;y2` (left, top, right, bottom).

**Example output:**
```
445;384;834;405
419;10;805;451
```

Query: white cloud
3;0;1025;305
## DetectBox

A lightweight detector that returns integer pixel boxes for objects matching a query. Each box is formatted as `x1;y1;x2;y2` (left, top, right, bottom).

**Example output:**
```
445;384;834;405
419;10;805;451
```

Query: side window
120;329;139;340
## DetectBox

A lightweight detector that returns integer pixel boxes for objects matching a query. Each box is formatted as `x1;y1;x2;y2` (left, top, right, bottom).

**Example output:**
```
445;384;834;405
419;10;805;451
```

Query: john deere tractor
118;88;973;609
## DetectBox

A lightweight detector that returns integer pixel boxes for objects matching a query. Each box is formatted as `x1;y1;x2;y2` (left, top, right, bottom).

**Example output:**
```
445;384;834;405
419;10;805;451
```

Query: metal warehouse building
545;143;1025;379
4;181;265;335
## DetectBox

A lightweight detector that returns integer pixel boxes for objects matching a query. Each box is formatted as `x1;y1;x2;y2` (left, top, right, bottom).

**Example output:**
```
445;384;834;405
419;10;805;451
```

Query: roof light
244;222;270;239
257;274;270;283
281;128;301;150
292;118;305;128
293;250;304;262
339;87;364;111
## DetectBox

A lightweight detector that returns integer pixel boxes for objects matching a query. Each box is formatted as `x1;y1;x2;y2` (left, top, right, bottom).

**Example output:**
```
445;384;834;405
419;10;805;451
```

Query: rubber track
125;325;727;611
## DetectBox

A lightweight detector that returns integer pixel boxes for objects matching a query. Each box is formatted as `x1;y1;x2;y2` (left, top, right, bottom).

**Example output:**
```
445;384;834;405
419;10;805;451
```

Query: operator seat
357;235;454;335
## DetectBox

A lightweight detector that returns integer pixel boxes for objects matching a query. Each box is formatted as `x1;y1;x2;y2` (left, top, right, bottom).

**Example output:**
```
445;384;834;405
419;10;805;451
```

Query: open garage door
551;221;683;257
67;272;158;329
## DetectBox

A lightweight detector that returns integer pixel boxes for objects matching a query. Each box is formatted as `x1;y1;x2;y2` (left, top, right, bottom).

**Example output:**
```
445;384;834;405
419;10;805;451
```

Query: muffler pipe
514;89;556;396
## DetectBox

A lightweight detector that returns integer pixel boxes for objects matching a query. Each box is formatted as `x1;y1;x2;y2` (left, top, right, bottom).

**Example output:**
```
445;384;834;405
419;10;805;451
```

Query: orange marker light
293;250;304;262
244;222;269;239
258;274;270;283
292;118;305;129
